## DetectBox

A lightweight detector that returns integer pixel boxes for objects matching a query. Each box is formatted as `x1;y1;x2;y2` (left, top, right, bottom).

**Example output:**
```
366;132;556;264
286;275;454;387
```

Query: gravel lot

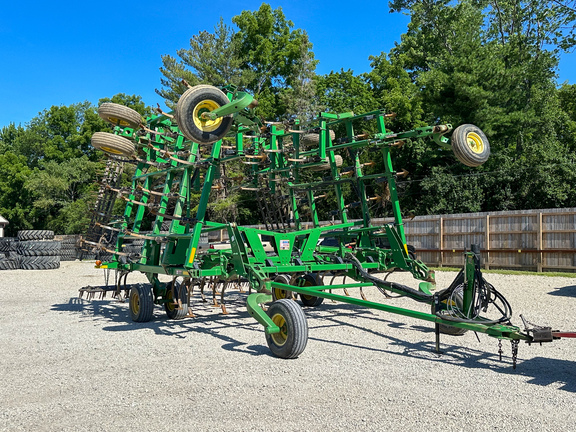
1;261;575;431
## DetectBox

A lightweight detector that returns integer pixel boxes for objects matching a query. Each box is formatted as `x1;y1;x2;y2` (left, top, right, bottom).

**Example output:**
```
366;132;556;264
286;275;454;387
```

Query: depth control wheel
98;102;143;129
451;124;490;167
272;274;294;301
265;299;308;359
298;273;324;307
175;85;233;144
129;284;154;322
164;280;189;319
91;132;135;158
434;289;469;336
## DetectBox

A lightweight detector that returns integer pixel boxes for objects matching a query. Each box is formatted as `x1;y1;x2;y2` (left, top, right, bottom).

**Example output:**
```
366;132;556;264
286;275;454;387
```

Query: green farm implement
80;83;574;366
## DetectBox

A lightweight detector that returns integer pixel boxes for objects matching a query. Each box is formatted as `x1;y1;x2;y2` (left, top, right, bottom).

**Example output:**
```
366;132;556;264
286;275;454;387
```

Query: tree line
1;1;575;235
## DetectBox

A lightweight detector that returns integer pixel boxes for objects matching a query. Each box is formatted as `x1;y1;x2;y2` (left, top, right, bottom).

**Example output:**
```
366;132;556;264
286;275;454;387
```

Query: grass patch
431;267;576;278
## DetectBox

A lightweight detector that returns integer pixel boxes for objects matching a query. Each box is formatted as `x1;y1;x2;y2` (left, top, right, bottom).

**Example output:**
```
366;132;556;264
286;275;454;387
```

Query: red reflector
209;244;214;249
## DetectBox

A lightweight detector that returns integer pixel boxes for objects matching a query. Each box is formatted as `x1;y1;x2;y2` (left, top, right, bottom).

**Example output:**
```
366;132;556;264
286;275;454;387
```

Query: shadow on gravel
547;285;576;298
304;304;576;393
53;296;575;391
51;296;270;357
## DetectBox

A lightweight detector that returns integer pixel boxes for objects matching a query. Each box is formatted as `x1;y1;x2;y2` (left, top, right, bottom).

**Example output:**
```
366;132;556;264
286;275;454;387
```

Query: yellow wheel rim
130;291;140;315
274;288;289;300
193;99;222;132
101;146;124;155
107;116;131;127
270;313;288;346
466;132;484;154
166;289;175;312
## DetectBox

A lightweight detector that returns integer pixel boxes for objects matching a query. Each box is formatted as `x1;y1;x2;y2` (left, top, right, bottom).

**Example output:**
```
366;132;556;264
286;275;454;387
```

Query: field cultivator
80;83;575;367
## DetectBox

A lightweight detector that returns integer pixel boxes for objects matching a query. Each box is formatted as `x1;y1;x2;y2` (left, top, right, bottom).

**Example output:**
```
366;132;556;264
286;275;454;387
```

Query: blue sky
1;0;574;128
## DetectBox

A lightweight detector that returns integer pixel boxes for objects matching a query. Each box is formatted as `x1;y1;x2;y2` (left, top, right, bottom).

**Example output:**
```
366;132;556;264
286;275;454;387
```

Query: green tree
383;0;576;213
24;156;100;233
157;4;317;120
0;151;33;235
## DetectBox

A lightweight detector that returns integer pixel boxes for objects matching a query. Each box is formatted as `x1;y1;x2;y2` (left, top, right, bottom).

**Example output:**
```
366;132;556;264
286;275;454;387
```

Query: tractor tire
0;237;18;252
265;299;309;359
16;240;61;256
91;132;136;158
301;129;336;147
98;102;143;130
164;280;189;320
0;257;21;270
451;124;490;167
129;284;154;322
20;255;60;270
17;230;54;241
175;85;233;144
59;250;78;261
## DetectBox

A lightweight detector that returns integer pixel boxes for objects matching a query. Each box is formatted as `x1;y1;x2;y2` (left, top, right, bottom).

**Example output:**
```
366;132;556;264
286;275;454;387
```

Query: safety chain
511;340;519;369
498;339;503;361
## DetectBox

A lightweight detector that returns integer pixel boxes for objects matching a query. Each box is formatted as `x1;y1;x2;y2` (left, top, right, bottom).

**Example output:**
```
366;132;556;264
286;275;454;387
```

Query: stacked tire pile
55;235;79;262
0;230;61;271
0;237;20;270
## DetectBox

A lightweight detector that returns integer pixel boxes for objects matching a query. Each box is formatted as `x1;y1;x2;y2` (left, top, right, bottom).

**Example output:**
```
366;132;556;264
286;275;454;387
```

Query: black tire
434;289;469;336
451;124;490;167
272;274;294;301
308;154;343;172
129;284;154;322
57;236;78;245
91;132;136;158
265;299;308;359
299;273;324;307
301;129;336;146
164;281;189;319
16;240;61;256
59;250;77;261
98;102;143;129
175;85;233;144
17;230;54;241
0;258;20;270
20;255;60;270
0;237;17;252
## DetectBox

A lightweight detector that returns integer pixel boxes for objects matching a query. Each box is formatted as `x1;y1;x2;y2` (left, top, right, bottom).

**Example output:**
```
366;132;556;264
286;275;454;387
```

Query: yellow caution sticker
188;247;197;264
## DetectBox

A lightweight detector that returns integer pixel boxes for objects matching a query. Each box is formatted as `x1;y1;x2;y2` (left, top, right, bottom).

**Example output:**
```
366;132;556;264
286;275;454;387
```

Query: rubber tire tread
17;230;54;241
451;124;490;167
265;299;308;359
20;255;60;270
164;281;189;319
98;102;143;129
129;284;154;322
301;129;336;146
308;154;343;172
0;258;20;270
272;274;294;301
176;85;233;144
91;132;135;158
0;237;18;252
299;273;324;307
16;240;61;256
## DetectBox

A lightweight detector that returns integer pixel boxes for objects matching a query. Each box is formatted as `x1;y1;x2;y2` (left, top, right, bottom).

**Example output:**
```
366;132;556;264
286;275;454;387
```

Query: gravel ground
0;261;575;432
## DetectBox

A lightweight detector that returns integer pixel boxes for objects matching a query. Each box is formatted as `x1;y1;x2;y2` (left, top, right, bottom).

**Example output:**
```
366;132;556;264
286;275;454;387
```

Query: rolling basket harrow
80;83;575;366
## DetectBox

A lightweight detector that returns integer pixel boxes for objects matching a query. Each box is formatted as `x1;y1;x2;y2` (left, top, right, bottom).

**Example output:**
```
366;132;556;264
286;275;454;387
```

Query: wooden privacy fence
223;208;576;273
392;208;576;272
